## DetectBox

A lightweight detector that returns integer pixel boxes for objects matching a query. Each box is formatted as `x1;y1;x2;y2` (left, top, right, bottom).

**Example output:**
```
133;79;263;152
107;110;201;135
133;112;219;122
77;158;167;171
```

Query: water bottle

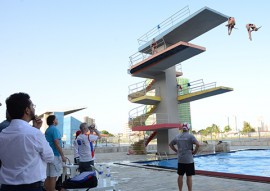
105;166;111;185
106;166;111;178
98;165;104;177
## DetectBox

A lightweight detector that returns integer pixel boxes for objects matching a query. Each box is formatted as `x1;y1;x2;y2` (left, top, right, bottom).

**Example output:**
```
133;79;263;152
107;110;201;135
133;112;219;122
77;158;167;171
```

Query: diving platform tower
127;6;233;154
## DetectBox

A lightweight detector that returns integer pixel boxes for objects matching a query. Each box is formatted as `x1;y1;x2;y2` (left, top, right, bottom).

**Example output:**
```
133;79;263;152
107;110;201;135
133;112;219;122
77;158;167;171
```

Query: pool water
137;149;270;177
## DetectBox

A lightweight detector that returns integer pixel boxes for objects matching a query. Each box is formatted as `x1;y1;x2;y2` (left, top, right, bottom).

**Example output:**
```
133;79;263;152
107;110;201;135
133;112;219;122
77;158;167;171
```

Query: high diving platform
178;86;233;104
127;6;232;154
129;41;205;78
138;6;228;53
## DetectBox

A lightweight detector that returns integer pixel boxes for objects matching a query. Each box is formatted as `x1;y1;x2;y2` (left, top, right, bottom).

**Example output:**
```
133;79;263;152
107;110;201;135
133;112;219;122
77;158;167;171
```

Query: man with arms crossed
169;123;200;191
44;115;66;191
0;92;54;191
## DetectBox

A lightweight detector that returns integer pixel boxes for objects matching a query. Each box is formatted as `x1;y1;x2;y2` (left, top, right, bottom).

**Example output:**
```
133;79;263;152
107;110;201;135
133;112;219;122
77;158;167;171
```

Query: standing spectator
44;115;66;191
0;92;54;191
0;110;11;133
73;130;81;164
77;123;101;172
151;38;158;54
169;123;200;191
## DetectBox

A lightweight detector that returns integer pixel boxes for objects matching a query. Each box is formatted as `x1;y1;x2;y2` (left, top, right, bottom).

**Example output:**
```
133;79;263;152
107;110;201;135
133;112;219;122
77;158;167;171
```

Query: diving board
130;41;205;78
138;6;228;53
132;123;181;131
178;86;233;104
129;95;161;105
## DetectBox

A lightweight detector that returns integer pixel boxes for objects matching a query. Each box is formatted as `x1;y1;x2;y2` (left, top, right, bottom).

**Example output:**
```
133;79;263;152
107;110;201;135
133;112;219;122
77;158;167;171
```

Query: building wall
64;116;82;145
84;116;95;126
177;77;192;129
54;112;64;136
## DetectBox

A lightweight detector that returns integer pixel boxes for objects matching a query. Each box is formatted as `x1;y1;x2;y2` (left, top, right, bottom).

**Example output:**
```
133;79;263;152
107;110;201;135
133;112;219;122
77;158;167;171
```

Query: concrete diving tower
127;6;233;154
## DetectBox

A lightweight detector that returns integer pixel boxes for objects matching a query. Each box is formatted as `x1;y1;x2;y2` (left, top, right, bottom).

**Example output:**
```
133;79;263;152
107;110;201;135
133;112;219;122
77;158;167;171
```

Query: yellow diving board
138;6;228;53
130;95;161;105
178;86;233;104
130;41;205;78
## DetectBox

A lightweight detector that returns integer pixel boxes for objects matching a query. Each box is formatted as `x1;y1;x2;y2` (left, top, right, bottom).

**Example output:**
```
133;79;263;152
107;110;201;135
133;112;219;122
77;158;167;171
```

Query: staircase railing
129;105;157;128
129;112;171;128
128;79;155;95
128;80;158;101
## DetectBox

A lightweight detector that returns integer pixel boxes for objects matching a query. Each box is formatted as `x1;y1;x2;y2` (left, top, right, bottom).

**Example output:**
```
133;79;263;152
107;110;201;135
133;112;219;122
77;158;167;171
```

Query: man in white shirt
0;92;54;191
77;123;101;172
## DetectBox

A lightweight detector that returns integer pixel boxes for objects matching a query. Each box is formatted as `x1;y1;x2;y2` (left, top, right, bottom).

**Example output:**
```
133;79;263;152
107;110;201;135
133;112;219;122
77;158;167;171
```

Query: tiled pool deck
67;146;270;191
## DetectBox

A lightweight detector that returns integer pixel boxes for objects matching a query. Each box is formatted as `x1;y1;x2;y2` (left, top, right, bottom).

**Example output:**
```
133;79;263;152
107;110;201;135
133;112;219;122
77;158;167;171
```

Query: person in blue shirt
0;110;11;133
44;115;66;191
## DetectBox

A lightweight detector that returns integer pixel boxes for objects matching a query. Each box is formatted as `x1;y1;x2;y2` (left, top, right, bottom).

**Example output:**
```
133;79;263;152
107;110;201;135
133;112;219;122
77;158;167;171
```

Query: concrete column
154;66;180;154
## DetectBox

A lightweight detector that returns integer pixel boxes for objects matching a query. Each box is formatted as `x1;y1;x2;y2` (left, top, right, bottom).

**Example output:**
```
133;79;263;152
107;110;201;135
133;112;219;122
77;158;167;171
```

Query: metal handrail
137;6;190;45
129;105;156;119
129;113;171;127
128;79;153;95
178;81;217;95
129;38;166;68
176;63;182;73
128;80;158;101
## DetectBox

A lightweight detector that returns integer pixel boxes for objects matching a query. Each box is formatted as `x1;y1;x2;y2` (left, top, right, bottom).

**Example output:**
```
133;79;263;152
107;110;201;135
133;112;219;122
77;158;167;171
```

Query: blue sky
0;0;269;133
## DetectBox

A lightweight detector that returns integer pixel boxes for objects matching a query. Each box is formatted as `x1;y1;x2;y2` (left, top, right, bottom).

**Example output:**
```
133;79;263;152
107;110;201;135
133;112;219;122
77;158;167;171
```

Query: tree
224;125;232;133
206;124;220;140
101;130;114;137
198;129;208;136
242;121;255;133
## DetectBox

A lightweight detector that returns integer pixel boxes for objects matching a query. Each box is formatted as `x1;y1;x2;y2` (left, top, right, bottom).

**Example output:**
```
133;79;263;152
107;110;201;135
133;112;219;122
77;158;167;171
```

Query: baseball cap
182;122;189;130
75;130;81;138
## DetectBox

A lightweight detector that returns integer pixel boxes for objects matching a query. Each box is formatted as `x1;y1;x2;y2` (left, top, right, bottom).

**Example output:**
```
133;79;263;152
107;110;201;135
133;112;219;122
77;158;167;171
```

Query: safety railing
178;79;217;96
129;38;166;68
137;6;190;45
176;63;182;73
128;80;158;101
129;105;156;120
129;113;170;127
128;79;153;95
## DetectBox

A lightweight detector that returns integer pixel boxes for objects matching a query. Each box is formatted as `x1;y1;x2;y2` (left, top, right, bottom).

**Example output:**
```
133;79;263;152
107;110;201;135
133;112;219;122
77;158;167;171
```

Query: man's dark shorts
177;163;195;176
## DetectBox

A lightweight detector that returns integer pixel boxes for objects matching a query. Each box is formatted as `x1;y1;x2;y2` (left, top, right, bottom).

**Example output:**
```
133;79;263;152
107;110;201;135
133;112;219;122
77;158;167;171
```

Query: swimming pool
134;149;270;181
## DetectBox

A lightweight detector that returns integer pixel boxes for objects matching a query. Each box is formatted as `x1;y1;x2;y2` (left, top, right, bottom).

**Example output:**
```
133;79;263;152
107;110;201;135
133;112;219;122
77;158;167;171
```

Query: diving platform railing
129;38;166;67
178;79;217;95
176;63;182;73
129;113;170;127
137;6;190;45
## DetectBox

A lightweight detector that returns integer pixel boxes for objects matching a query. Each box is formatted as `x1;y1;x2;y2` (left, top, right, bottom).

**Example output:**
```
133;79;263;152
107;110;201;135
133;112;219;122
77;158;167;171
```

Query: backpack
62;171;98;190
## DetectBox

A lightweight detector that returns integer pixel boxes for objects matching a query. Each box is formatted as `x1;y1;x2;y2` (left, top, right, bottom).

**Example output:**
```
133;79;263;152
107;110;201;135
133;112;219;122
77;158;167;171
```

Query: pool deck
67;146;270;191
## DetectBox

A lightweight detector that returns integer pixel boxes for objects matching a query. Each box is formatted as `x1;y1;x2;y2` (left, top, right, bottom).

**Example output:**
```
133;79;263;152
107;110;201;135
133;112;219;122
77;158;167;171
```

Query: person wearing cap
169;123;200;191
76;123;101;172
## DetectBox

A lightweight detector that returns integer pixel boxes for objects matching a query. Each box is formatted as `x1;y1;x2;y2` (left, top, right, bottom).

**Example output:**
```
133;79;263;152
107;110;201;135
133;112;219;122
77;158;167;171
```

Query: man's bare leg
187;176;192;191
178;175;184;191
248;31;252;41
45;177;57;191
